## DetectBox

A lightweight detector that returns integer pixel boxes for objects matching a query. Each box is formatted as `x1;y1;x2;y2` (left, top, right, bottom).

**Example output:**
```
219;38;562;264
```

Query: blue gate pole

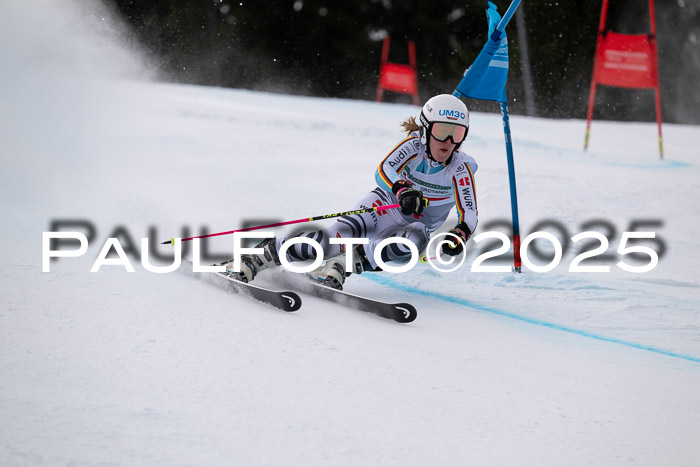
493;0;523;40
500;101;522;272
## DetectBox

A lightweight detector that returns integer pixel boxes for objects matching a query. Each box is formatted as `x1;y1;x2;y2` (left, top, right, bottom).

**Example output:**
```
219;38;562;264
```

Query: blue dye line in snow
364;274;700;364
601;159;691;169
516;140;692;169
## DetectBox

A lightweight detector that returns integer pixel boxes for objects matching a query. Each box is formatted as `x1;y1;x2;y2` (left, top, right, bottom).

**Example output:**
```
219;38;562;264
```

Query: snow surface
2;2;700;465
2;79;700;467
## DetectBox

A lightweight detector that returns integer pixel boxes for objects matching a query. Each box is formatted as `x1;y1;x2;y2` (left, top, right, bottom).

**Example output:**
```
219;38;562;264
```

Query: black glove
441;223;472;256
392;180;425;216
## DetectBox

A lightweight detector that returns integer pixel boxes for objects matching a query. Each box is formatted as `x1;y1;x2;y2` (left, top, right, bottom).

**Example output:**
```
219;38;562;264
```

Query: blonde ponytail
400;116;420;135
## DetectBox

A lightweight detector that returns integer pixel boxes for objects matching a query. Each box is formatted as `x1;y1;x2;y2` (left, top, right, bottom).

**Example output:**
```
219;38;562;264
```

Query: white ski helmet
418;94;470;156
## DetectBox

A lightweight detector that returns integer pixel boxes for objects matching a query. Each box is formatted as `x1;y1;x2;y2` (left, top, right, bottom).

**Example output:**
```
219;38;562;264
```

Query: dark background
112;0;700;124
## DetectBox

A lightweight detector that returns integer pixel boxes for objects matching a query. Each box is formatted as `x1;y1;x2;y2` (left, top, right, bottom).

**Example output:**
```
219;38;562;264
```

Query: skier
228;94;478;289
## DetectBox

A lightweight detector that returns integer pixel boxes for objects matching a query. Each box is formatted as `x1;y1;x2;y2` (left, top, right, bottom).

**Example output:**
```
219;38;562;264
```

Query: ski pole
161;204;402;245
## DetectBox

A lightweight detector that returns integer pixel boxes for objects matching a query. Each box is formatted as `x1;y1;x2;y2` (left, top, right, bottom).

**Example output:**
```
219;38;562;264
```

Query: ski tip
393;303;417;323
280;292;302;312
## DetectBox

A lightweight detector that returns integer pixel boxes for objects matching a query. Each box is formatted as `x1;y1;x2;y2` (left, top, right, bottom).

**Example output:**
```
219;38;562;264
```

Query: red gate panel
379;63;418;94
595;32;657;89
376;37;419;105
584;0;663;158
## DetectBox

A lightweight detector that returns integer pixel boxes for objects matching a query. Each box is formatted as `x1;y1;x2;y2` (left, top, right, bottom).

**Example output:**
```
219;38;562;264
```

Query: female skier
228;94;478;290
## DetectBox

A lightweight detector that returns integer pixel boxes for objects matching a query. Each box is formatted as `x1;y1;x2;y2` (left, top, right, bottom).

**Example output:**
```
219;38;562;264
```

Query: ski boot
307;256;347;290
224;238;281;283
306;246;377;290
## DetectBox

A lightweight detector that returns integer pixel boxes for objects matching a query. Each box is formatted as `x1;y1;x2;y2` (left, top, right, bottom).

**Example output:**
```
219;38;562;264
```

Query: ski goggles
430;122;468;144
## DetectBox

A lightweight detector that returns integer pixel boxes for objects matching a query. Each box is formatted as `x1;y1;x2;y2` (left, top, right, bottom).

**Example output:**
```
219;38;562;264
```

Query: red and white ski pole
161;204;401;245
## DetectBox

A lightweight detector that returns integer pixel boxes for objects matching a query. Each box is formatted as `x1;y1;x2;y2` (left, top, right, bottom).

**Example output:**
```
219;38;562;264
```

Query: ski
271;272;416;323
181;260;301;312
306;281;416;323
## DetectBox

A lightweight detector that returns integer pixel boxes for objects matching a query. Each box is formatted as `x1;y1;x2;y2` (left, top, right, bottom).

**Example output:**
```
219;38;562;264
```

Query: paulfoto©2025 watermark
42;225;663;275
